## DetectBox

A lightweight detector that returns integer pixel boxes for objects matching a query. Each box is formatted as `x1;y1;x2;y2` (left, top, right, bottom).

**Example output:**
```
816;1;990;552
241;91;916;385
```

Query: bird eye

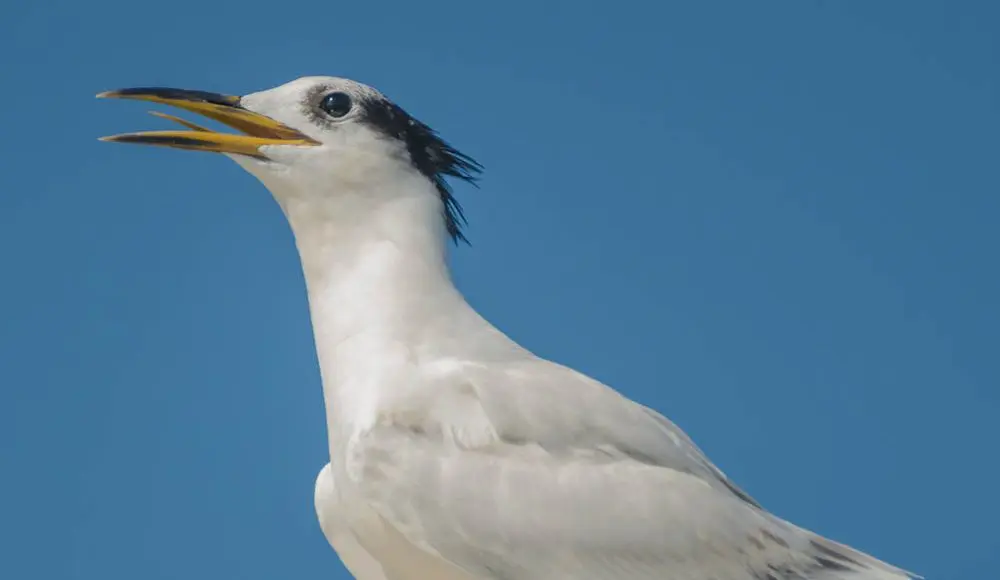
319;92;353;118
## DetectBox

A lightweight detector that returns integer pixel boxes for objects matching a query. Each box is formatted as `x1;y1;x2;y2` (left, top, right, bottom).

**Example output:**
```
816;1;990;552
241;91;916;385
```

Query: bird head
99;76;481;242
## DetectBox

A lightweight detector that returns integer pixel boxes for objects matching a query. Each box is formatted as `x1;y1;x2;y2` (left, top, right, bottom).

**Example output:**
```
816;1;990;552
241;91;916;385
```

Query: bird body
99;76;915;580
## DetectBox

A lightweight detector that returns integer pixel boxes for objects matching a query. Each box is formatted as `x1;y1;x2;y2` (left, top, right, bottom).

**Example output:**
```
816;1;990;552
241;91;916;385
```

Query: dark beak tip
94;87;240;107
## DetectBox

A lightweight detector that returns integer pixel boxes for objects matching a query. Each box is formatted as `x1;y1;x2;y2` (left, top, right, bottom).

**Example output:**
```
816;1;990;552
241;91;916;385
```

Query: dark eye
319;92;353;118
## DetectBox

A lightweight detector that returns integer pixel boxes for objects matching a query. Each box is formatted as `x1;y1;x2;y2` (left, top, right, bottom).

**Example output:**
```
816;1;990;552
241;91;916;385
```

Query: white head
98;76;482;244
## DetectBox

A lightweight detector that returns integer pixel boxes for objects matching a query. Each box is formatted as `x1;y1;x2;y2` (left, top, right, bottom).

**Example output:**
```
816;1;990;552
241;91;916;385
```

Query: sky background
1;1;997;578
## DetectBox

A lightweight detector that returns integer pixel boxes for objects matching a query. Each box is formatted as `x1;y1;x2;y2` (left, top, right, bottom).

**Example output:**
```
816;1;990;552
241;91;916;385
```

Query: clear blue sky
1;1;996;578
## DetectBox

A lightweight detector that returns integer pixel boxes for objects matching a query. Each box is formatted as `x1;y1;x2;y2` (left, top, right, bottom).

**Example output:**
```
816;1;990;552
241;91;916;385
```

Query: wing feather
348;358;911;580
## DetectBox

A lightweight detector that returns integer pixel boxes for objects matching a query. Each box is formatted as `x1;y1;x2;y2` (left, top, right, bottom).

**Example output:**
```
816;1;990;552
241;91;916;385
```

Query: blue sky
1;1;997;578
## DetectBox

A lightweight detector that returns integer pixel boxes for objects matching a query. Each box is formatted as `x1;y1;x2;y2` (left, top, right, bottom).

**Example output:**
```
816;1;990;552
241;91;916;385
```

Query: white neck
271;175;519;445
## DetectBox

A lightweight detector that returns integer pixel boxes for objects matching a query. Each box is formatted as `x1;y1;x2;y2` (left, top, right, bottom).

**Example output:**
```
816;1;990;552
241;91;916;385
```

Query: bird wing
351;359;911;580
461;359;763;507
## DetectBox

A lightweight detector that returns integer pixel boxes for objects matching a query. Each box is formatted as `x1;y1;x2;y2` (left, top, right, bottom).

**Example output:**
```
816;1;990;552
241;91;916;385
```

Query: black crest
358;96;483;243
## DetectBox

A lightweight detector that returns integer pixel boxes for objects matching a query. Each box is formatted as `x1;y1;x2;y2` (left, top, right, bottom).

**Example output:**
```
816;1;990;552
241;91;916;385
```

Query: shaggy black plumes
358;96;483;243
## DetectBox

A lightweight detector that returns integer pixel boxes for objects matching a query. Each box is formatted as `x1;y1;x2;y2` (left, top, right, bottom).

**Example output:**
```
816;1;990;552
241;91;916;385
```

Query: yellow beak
97;87;319;158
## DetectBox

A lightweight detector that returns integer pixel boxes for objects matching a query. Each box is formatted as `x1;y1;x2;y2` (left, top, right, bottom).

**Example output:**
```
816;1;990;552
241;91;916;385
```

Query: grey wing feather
353;358;913;580
470;359;760;505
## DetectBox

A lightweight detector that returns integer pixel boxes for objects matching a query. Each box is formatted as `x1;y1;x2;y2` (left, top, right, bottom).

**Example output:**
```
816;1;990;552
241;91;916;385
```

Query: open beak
97;87;319;158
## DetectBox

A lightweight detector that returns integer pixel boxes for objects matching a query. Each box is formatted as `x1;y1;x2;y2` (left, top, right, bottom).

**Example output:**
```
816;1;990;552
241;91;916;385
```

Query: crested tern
98;76;915;580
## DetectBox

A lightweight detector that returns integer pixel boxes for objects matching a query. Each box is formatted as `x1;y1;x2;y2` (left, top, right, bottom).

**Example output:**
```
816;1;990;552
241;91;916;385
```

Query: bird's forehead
239;77;318;113
241;76;377;111
237;77;339;137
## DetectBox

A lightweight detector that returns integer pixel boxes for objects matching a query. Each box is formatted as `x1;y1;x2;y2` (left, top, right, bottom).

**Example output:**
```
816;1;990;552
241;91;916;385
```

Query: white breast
314;463;477;580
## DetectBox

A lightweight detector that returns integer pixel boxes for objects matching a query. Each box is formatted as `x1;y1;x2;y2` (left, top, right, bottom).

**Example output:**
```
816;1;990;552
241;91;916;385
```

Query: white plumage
101;76;916;580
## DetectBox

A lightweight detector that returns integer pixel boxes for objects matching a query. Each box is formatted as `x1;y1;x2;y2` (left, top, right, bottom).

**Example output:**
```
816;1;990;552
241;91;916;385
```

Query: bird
98;76;916;580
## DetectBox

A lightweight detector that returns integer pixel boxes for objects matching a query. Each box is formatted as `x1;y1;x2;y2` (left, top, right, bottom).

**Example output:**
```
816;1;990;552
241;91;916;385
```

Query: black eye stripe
319;92;352;118
357;95;482;244
297;81;482;244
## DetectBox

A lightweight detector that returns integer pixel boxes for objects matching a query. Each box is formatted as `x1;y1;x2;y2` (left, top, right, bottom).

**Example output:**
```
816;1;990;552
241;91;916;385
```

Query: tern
99;76;915;580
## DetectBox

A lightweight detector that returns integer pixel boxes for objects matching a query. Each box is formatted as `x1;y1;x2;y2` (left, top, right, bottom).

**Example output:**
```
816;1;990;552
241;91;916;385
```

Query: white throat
257;169;519;449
